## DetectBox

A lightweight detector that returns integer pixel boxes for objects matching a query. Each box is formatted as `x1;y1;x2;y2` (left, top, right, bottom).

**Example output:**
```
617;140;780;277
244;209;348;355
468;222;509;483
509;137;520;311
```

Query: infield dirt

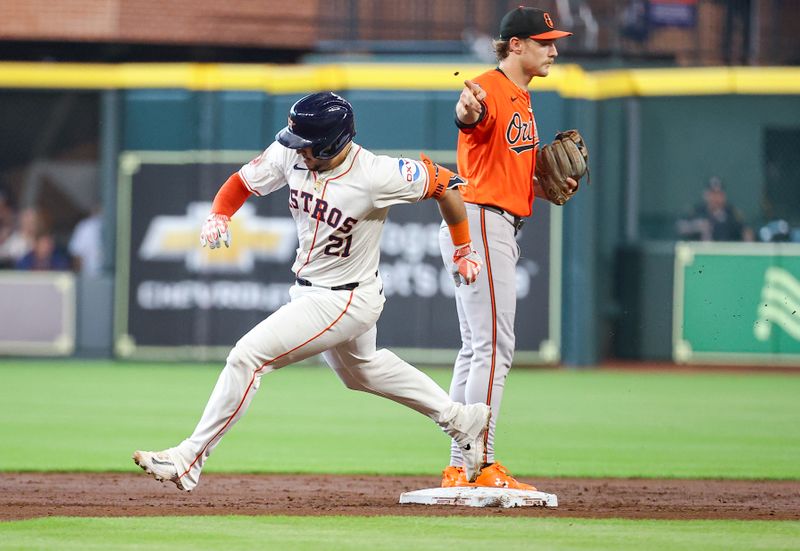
1;473;798;521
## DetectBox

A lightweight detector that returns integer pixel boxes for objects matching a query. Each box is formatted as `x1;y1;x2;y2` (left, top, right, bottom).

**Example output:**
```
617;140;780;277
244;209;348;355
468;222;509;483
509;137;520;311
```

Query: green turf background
1;360;798;479
2;360;799;549
1;516;799;551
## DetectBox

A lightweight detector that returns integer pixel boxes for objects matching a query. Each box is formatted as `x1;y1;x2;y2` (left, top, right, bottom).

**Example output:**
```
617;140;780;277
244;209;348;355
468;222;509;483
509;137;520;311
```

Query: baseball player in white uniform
133;92;489;491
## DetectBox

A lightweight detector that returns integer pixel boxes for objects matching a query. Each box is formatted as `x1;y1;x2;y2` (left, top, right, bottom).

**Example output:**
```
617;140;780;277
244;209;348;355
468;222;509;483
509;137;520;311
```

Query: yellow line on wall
1;62;800;98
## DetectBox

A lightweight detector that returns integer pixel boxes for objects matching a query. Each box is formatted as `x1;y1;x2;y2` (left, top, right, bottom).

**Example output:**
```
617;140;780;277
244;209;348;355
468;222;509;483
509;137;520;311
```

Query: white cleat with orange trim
447;403;491;483
132;450;187;491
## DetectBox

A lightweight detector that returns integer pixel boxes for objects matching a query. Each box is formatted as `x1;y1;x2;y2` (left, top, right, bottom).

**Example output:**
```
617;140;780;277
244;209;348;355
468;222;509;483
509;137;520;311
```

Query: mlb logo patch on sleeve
398;159;423;184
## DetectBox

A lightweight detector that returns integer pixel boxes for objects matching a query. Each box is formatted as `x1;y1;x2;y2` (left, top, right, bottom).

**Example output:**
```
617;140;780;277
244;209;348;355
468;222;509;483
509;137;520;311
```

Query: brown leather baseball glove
535;129;589;206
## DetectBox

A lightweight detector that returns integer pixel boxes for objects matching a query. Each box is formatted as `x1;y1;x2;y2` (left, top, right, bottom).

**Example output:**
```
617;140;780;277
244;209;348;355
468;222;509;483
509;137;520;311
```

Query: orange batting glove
452;243;482;286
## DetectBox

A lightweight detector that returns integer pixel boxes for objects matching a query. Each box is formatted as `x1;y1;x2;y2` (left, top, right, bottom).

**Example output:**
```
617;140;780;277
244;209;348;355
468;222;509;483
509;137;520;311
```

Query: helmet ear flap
315;140;337;160
314;125;356;159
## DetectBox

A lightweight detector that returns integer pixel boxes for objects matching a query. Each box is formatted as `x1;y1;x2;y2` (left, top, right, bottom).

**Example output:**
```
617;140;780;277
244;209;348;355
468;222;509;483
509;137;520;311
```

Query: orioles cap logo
543;12;554;28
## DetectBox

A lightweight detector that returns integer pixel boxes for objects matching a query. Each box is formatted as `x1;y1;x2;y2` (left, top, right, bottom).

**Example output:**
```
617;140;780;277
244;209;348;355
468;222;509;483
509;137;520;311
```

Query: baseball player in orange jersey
133;92;490;491
438;7;577;489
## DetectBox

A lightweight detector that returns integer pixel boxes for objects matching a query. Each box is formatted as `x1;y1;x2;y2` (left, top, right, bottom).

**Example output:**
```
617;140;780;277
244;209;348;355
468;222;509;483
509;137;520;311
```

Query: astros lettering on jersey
238;142;431;287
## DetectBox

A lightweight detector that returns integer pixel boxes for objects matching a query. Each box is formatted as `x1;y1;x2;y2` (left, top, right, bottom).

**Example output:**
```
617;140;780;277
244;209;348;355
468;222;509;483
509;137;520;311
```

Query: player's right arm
455;79;487;127
199;173;249;249
200;142;289;249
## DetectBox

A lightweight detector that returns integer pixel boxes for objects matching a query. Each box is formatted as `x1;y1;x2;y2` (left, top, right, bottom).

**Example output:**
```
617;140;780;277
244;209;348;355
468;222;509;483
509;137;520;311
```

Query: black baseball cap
499;6;572;41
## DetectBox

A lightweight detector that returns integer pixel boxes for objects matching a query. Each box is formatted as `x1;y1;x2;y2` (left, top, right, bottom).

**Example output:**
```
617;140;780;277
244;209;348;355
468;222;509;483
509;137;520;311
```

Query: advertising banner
673;242;800;365
0;271;75;356
649;0;698;28
115;152;560;363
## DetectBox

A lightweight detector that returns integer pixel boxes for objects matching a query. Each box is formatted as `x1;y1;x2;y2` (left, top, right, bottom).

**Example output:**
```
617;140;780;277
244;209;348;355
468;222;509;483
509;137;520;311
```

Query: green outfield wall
674;242;800;365
2;63;799;365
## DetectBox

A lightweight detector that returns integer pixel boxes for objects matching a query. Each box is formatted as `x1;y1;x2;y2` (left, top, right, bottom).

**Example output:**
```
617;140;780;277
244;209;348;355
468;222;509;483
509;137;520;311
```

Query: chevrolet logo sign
139;203;297;273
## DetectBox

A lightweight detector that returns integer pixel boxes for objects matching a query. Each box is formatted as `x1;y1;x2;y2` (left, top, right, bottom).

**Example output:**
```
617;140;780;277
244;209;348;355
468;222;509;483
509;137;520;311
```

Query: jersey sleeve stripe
420;160;431;201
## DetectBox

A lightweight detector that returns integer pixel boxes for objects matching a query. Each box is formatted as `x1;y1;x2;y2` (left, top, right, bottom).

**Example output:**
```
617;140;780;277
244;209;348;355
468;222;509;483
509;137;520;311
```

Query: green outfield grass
1;516;799;551
0;360;799;479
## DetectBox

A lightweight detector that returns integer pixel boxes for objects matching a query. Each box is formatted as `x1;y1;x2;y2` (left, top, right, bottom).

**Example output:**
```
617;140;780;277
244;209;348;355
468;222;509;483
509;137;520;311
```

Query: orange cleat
473;462;537;490
441;465;475;488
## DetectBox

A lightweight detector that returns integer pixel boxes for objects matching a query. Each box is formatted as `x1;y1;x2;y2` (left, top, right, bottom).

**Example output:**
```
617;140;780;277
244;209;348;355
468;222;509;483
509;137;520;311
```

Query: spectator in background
15;228;71;271
0;206;42;266
676;177;754;242
0;193;15;268
68;206;103;276
758;218;793;242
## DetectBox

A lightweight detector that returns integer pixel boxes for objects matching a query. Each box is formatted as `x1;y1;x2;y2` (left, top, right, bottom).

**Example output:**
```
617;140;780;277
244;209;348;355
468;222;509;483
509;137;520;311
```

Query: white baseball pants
168;276;465;491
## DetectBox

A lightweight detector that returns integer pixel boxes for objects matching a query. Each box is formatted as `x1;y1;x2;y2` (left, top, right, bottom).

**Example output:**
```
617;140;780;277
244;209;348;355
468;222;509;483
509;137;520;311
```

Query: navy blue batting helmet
276;92;356;159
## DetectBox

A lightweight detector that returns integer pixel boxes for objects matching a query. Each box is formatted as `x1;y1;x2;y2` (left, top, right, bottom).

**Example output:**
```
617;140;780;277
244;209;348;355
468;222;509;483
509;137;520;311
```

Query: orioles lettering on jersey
506;112;536;155
456;68;542;217
288;188;358;233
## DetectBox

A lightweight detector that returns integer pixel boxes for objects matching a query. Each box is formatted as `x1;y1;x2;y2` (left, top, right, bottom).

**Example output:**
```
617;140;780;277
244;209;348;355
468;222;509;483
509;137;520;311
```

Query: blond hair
493;39;510;61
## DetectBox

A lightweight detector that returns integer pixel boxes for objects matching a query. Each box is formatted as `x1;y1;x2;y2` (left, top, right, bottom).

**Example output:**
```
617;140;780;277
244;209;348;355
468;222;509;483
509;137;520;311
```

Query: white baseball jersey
238;142;430;287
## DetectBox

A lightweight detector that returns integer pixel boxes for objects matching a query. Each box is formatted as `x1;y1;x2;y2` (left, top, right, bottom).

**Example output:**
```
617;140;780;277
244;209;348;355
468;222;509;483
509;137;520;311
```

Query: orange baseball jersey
456;68;539;218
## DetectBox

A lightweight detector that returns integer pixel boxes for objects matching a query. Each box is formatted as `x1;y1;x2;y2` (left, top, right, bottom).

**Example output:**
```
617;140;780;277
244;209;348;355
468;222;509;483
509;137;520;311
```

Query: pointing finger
464;79;487;101
464;79;480;91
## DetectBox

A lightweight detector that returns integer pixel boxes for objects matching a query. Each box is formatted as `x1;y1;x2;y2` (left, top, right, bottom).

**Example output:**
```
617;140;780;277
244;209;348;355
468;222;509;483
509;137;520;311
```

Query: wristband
448;219;471;247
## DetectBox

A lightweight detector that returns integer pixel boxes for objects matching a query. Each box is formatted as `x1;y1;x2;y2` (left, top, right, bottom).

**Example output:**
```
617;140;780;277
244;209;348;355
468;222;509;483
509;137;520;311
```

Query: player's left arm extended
200;173;251;249
418;153;482;286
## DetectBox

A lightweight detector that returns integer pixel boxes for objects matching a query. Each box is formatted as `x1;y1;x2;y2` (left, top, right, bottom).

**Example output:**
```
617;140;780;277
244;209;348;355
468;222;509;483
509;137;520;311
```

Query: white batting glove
452;243;482;286
200;213;231;249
